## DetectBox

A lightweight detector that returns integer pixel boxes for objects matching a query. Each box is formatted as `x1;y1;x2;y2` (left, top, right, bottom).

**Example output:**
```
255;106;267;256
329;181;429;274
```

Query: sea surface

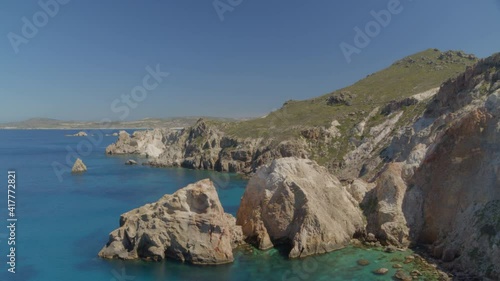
0;130;426;281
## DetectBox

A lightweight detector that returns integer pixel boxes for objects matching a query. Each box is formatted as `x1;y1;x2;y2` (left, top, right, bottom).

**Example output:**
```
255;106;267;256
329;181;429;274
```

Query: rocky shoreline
102;53;500;279
105;122;309;176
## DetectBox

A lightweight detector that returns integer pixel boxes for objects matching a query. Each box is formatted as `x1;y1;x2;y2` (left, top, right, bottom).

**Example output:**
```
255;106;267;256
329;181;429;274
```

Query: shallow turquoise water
0;130;423;281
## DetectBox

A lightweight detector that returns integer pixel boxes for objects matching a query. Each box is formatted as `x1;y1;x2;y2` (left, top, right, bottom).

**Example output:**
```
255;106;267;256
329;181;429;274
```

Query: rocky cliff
103;50;499;278
236;158;365;258
363;53;500;278
98;179;243;265
106;129;166;158
106;119;308;174
106;50;477;181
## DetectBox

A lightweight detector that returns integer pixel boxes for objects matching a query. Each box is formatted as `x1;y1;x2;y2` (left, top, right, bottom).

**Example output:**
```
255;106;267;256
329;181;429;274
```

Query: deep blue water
0;130;425;281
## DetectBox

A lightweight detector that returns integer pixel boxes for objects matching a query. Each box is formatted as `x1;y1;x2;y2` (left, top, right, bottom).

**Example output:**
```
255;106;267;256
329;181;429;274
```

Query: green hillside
222;49;477;139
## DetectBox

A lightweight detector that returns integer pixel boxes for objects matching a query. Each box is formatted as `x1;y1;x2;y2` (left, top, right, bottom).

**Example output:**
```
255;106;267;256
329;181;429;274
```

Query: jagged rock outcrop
326;91;355;106
346;178;375;203
236;157;365;258
341;110;404;179
106;129;166;158
98;179;243;265
71;158;87;173
365;163;411;247
381;97;419;116
300;120;342;143
107;119;308;174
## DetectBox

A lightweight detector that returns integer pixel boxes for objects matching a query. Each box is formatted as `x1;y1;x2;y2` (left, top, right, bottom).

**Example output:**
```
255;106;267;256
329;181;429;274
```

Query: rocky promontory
98;179;243;264
106;130;166;158
106;119;308;174
236;157;365;258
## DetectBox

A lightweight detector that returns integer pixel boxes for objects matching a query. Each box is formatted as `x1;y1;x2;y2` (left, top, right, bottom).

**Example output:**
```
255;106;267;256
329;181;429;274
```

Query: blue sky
0;0;499;122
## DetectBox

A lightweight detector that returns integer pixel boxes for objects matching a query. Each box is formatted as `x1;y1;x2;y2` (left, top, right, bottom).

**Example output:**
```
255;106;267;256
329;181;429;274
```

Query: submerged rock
394;270;412;281
373;268;389;275
125;159;137;165
357;259;370;266
385;245;398;253
71;158;87;173
236;157;364;258
410;269;422;277
98;179;243;265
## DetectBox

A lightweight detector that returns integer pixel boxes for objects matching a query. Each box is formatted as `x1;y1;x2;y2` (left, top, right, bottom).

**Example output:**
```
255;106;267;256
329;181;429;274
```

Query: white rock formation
236;157;364;258
98;179;243;265
106;129;166;158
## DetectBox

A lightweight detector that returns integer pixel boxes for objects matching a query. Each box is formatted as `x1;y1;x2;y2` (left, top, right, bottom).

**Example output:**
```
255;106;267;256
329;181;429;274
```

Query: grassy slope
223;49;477;138
217;49;477;165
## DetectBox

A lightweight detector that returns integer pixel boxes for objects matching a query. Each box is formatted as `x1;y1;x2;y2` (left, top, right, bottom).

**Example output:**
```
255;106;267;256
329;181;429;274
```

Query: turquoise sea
0;130;428;281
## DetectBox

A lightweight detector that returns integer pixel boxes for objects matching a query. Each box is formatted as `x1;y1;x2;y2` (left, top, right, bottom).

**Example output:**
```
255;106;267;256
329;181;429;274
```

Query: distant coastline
0;127;154;130
0;117;239;130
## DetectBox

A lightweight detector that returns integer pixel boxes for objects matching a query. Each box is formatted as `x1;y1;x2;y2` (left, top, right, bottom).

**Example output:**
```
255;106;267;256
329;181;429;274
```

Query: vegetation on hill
215;49;478;166
222;49;477;138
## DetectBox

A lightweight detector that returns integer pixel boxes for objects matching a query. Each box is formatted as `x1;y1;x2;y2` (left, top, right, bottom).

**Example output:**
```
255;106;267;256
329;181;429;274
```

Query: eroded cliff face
364;163;411;248
98;179;243;265
236;157;365;258
365;54;500;278
408;106;499;277
107;118;309;174
105;129;166;158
